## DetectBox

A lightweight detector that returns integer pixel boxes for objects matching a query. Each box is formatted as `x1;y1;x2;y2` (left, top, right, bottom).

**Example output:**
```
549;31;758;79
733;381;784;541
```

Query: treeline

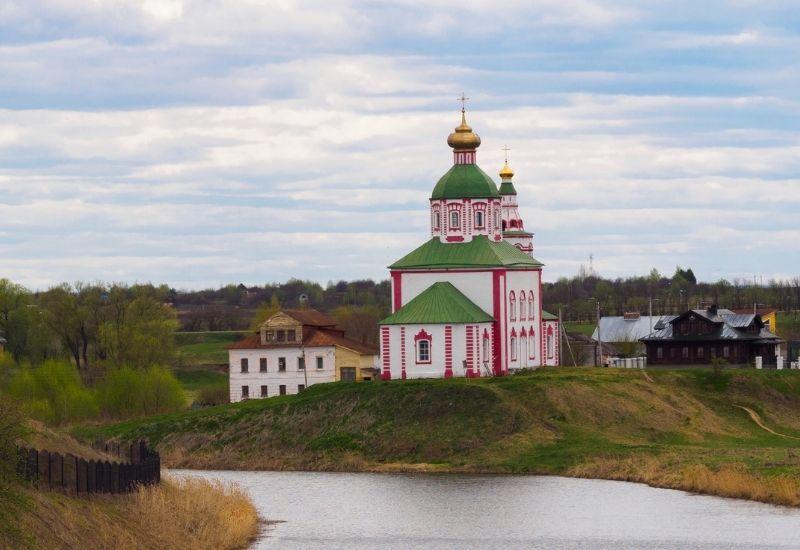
0;279;176;371
544;267;800;322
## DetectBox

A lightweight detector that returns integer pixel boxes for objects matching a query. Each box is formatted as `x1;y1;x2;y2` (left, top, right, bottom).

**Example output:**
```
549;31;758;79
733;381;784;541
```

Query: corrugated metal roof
379;282;494;325
390;235;543;269
591;315;676;342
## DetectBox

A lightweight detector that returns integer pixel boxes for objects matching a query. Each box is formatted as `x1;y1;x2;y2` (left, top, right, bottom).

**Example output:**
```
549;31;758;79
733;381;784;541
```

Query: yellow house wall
763;311;778;335
334;345;377;381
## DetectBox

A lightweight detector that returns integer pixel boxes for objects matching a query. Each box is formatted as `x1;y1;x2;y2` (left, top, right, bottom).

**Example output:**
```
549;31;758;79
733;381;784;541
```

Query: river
171;470;800;549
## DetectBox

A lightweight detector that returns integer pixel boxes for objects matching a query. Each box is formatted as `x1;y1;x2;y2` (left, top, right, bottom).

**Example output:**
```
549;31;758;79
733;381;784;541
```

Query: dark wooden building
640;305;784;366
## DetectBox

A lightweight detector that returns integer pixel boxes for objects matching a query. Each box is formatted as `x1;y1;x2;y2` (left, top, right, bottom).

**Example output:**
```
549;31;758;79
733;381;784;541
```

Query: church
378;104;560;379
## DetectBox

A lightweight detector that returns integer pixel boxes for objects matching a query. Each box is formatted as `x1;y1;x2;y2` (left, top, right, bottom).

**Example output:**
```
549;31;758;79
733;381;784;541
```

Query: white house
378;106;560;380
228;309;378;403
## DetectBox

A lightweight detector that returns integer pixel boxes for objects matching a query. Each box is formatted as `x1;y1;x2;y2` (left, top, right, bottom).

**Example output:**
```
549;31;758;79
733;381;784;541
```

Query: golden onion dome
447;110;481;150
499;160;514;179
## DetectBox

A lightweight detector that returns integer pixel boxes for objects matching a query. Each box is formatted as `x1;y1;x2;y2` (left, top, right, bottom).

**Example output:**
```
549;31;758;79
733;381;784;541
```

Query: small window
279;357;286;372
434;212;441;229
266;331;274;341
260;358;267;372
298;356;305;370
529;329;536;359
287;329;296;342
279;384;286;396
482;335;490;360
657;347;663;359
682;347;689;359
260;385;268;397
450;211;460;228
475;210;484;228
509;292;516;321
316;356;324;369
520;292;527;321
276;330;286;342
240;358;249;373
529;296;535;319
417;339;430;363
511;337;517;361
723;346;730;358
697;347;704;360
298;384;305;392
241;385;249;399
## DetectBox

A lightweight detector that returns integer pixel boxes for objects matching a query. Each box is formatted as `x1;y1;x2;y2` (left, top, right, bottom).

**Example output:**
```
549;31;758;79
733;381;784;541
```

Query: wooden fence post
87;459;96;493
37;450;49;487
77;458;88;494
49;453;63;490
103;461;112;493
63;454;77;494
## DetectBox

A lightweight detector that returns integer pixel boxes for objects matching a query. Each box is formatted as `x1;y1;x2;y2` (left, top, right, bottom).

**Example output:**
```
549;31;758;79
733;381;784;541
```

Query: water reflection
171;470;800;549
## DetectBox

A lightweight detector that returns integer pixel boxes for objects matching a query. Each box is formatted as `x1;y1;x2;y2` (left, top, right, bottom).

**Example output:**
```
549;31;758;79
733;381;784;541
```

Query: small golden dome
447;110;481;150
499;160;514;179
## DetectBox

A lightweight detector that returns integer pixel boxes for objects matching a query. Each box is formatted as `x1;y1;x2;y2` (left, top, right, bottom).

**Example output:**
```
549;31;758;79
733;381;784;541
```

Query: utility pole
596;300;603;367
559;307;577;367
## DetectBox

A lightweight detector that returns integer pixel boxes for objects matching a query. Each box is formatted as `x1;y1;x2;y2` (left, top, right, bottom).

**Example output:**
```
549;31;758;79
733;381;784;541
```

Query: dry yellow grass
10;478;259;550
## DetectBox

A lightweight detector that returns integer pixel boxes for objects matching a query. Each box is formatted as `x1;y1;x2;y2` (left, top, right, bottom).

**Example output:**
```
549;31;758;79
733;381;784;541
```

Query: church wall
228;346;335;403
542;320;560;366
505;269;543;369
398;271;494;314
382;322;493;379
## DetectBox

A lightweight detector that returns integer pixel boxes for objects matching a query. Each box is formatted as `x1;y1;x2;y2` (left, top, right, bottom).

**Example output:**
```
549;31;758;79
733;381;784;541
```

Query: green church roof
390;235;543;269
542;310;559;321
499;180;517;195
380;282;494;325
431;164;500;200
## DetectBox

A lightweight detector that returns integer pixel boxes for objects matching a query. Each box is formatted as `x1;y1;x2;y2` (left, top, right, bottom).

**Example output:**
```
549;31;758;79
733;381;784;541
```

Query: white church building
378;106;560;380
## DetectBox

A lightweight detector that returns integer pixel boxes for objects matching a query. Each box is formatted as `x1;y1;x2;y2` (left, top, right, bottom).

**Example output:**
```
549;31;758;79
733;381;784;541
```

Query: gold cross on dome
502;145;511;163
458;92;469;111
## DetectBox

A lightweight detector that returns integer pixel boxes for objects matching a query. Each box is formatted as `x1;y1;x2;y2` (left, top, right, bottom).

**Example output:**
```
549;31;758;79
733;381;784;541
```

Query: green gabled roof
431;164;500;200
380;282;494;325
503;230;533;237
542;310;559;320
390;235;543;269
499;180;517;195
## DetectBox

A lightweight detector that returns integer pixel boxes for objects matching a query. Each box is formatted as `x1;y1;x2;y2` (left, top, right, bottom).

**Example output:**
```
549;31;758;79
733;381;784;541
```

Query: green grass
77;368;800;478
175;331;247;366
564;321;595;337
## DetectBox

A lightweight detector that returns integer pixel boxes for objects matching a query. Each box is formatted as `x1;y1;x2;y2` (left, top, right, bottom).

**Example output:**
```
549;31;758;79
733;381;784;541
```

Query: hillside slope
83;368;800;506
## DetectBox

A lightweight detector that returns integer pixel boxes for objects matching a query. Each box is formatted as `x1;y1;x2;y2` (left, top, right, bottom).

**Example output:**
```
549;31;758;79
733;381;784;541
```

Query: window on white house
260;385;267;397
316;356;324;369
434;212;441;229
278;357;286;372
417;339;430;363
241;385;249;399
279;385;286;395
450;211;460;228
240;358;249;373
260;358;267;372
529;329;536;359
266;331;274;341
510;337;517;361
520;292;527;321
482;335;490;361
475;210;484;228
521;336;527;361
547;332;554;359
287;329;296;342
529;296;535;319
276;330;286;342
509;292;516;321
298;356;305;370
298;384;305;392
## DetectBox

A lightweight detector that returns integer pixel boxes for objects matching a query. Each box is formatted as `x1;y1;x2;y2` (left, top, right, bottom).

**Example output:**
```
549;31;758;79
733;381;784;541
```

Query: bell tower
498;148;534;256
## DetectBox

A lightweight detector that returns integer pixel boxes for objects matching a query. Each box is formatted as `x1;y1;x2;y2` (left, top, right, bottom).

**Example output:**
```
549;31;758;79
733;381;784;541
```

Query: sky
1;1;799;290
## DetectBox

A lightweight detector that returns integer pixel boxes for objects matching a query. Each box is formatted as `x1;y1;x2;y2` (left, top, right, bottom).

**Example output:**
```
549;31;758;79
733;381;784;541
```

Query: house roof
639;308;783;343
430;164;500;200
379;282;494;325
390;235;543;270
229;326;377;355
592;315;677;343
733;307;777;317
280;309;336;327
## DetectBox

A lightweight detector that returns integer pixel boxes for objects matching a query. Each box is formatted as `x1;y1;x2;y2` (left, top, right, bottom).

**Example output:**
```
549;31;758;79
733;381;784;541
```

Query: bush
97;366;185;419
7;361;98;425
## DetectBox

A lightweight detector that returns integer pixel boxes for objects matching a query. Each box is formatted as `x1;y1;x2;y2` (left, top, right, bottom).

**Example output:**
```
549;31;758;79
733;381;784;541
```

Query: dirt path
733;405;800;441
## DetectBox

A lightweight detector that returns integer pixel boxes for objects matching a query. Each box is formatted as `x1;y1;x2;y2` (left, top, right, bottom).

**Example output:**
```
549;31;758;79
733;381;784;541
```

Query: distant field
175;331;247;366
564;321;595;337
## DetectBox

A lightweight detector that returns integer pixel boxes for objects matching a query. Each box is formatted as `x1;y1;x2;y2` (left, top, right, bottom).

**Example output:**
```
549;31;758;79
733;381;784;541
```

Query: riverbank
78;368;800;507
3;426;260;549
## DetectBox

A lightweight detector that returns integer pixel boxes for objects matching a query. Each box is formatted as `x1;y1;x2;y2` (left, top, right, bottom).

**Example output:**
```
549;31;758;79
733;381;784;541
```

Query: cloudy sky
1;1;798;290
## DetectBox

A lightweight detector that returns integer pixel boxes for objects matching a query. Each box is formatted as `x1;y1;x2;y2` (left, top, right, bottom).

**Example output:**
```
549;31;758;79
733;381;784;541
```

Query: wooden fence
16;440;160;495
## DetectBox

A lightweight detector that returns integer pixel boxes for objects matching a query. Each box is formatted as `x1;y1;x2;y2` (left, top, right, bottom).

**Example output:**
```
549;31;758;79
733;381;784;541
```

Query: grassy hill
79;367;800;506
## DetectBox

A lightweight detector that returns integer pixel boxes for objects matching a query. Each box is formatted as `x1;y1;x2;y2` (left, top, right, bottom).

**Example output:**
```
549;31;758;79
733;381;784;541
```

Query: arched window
509;292;516;321
510;336;517;361
475;210;484;228
450;210;460;229
520;291;527;321
482;332;490;361
415;329;432;364
529;294;535;319
529;328;536;359
494;211;500;230
547;326;554;359
434;212;441;230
